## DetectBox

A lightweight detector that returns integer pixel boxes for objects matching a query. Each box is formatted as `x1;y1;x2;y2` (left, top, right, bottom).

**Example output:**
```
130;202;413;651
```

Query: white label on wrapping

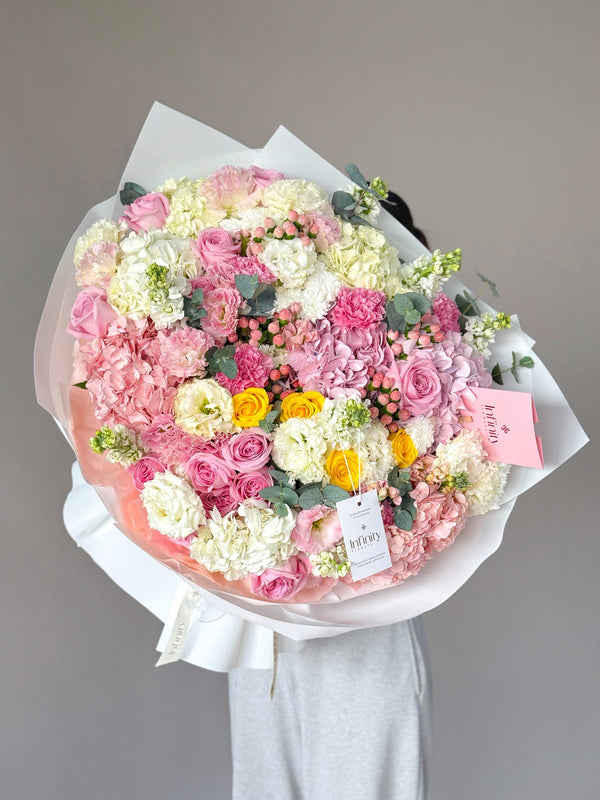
337;489;391;581
155;590;203;667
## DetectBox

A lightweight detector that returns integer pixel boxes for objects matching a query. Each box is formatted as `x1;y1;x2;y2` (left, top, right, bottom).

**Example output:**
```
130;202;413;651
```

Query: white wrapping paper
36;103;588;671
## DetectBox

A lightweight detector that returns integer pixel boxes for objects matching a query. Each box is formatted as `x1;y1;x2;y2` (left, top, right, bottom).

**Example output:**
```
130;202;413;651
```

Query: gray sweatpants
228;618;432;800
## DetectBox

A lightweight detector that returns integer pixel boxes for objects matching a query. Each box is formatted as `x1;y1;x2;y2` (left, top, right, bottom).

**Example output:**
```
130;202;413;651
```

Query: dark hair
381;191;429;249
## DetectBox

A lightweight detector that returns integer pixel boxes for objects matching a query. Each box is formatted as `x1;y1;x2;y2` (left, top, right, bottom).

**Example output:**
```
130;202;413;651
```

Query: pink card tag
461;387;543;468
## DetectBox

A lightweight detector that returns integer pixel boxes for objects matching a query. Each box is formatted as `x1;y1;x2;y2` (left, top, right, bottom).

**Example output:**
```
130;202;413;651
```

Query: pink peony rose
223;429;273;472
126;455;166;490
193;227;240;267
121;192;170;233
393;350;443;416
231;469;273;503
200;166;263;213
292;505;343;554
155;327;214;379
250;555;312;600
215;342;273;395
329;287;387;329
76;241;119;288
185;452;236;493
66;287;117;341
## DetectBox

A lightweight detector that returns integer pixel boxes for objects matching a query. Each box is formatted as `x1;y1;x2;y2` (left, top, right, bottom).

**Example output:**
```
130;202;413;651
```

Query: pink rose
292;505;343;554
200;485;238;516
395;350;442;416
193;228;240;267
329;287;387;329
121;192;170;233
231;469;273;503
250;555;312;600
185;452;236;493
66;287;117;340
223;429;273;472
127;456;166;490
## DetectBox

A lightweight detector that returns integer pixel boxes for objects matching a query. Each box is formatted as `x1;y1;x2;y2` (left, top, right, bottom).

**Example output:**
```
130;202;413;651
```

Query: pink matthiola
432;293;461;333
155;327;214;379
223;429;272;473
66;287;117;340
185;452;236;493
215;343;273;395
292;505;343;554
287;319;392;397
409;481;468;553
121;192;169;233
76;241;119;288
72;317;177;429
126;455;166;490
193;227;240;268
329;286;387;329
231;469;273;503
250;555;312;600
200;166;264;213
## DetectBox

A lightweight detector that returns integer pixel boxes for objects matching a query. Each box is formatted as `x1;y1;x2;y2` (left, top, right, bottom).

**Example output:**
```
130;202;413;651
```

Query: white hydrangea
141;470;206;539
262;179;333;216
274;265;341;321
272;416;329;484
404;416;436;455
320;222;400;291
218;206;284;236
158;176;225;238
73;219;125;267
147;235;198;281
259;238;318;290
190;502;297;580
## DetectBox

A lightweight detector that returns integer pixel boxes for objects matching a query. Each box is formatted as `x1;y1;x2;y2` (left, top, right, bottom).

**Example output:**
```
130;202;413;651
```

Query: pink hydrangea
432;293;461;333
292;505;343;554
329;287;387;329
141;414;218;469
250;555;312;600
367;525;429;587
215;343;273;395
409;481;468;553
155;327;214;379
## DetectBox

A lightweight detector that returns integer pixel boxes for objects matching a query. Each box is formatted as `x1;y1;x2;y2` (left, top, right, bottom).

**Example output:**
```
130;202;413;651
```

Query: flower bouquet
35;104;587;668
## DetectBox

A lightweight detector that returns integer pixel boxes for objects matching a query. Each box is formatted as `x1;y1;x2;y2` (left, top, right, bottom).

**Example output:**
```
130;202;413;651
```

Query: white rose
141;470;206;539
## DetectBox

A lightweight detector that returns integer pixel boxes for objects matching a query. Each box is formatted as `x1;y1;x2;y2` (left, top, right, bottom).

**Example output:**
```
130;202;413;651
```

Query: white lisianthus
190;502;297;580
259;238;318;290
173;378;236;438
262;179;333;216
404;416;436;455
274;266;341;321
141;470;206;539
159;177;225;238
73;219;125;267
320;222;400;291
272;416;329;484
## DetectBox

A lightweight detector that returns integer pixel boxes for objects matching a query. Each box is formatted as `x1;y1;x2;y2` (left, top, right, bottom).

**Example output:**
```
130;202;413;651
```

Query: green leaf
274;502;289;517
393;294;414;314
393;508;414;531
267;468;289;485
191;288;204;305
387;467;412;495
510;365;520;383
403;292;431;315
345;163;369;189
519;356;534;369
322;484;351;504
385;300;404;333
120;181;147;206
280;486;299;506
332;190;356;216
491;363;504;385
298;488;324;510
477;270;499;298
219;358;238;379
207;345;238;379
297;482;322;494
401;495;417;520
405;308;422;325
246;285;275;316
234;273;259;299
455;291;480;317
73;381;87;390
259;486;285;501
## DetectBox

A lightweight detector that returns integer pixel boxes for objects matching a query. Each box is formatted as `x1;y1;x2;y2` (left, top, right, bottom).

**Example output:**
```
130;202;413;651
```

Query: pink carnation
304;213;342;251
329;287;387;329
185;452;236;493
292;505;343;554
126;455;166;490
250;555;312;600
193;228;240;268
223;429;272;472
215;343;273;395
120;192;169;233
155;327;214;379
409;481;468;553
432;293;461;333
231;469;273;503
141;414;217;469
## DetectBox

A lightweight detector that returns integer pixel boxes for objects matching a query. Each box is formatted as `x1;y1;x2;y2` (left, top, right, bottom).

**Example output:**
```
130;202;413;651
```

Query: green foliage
386;292;431;334
183;288;207;328
519;356;534;369
387;467;412;495
119;181;146;206
73;381;87;390
455;290;481;317
206;345;238;379
259;408;281;433
491;363;503;385
234;273;259;299
477;270;499;298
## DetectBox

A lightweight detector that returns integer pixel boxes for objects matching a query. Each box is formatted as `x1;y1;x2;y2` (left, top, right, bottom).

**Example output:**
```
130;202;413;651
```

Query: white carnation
404;416;436;455
274;266;341;322
141;471;206;539
190;502;297;580
259;238;318;290
74;219;125;267
465;461;510;516
272;416;329;484
262;179;333;216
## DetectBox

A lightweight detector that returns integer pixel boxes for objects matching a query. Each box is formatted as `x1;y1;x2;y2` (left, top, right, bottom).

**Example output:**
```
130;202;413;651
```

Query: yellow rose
232;387;272;428
280;391;325;422
326;449;361;492
390;429;418;467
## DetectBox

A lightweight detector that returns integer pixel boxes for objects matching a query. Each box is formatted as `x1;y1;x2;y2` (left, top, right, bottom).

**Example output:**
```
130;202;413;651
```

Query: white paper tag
337;489;392;581
155;589;204;667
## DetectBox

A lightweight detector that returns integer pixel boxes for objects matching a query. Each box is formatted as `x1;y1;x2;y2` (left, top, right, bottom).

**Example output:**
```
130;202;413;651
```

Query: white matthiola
141;470;206;539
259;238;318;290
273;266;342;322
320;222;400;291
466;461;510;516
73;218;125;267
272;416;329;484
190;502;296;580
404;416;436;455
385;249;462;299
261;179;333;216
158;176;225;237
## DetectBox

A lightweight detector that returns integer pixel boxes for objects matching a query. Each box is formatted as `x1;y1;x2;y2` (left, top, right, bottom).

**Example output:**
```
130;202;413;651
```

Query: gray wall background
2;1;598;798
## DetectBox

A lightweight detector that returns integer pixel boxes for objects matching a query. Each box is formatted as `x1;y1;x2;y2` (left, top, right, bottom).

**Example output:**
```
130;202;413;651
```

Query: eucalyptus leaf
405;308;422;325
259;486;285;501
268;468;290;485
73;381;87;390
393;294;414;314
119;181;147;206
348;214;378;228
385;301;404;333
219;358;238;379
393;508;414;531
280;486;299;506
322;484;351;504
298;488;324;510
332;191;356;216
404;292;431;315
387;467;411;494
510;365;520;383
191;288;204;305
297;482;322;494
477;270;499;297
519;356;534;369
234;273;260;299
274;502;289;517
345;163;369;189
246;285;275;316
455;291;480;316
401;495;417;520
491;363;504;385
